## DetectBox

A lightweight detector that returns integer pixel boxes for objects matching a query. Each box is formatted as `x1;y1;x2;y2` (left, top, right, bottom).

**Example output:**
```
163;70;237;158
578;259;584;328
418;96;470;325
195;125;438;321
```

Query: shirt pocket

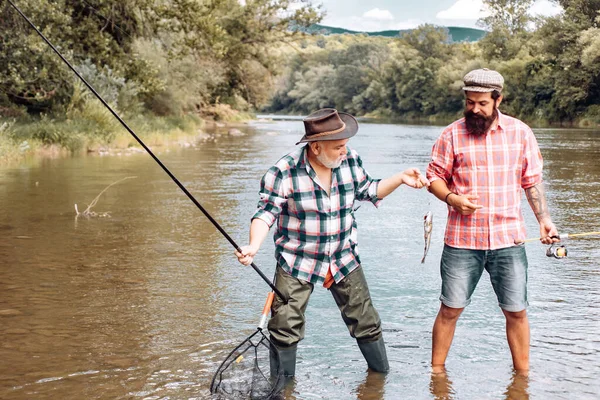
339;181;356;207
289;191;319;214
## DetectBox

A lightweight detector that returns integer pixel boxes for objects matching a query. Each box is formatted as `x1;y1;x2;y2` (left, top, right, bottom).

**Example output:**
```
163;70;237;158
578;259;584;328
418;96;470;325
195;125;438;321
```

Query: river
1;118;599;399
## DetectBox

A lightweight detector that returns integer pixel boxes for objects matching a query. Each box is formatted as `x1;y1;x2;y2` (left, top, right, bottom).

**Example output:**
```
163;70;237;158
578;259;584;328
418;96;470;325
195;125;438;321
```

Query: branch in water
75;176;137;218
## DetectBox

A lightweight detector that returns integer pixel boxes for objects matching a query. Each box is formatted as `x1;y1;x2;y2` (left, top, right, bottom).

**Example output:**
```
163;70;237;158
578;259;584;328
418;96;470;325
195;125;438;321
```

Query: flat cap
462;68;504;93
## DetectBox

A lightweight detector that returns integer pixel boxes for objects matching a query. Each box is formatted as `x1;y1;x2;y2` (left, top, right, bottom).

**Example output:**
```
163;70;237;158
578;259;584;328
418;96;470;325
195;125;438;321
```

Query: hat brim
295;113;358;145
462;86;501;93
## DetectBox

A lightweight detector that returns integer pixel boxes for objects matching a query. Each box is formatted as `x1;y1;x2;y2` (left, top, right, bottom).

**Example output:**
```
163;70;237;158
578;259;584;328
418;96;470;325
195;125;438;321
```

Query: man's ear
496;95;503;107
310;141;320;154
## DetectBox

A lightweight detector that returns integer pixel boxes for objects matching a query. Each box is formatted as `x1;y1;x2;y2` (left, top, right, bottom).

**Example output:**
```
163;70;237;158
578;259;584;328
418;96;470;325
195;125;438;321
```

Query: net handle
258;292;275;330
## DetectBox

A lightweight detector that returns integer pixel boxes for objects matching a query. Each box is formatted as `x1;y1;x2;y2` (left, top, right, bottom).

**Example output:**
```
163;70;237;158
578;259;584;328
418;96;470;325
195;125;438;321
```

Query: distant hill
305;24;487;43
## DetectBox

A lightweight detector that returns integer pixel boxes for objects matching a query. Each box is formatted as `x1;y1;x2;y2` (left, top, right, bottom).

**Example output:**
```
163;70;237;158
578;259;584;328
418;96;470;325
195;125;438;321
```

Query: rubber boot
357;337;389;373
270;343;297;378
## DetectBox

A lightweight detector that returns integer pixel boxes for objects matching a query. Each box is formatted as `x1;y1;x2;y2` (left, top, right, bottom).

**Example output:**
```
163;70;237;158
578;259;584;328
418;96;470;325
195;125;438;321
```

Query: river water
0;119;599;399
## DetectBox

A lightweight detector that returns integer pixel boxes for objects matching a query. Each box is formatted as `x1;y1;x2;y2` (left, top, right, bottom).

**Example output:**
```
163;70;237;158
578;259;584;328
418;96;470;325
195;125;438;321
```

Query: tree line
0;0;598;128
0;0;320;120
270;0;600;126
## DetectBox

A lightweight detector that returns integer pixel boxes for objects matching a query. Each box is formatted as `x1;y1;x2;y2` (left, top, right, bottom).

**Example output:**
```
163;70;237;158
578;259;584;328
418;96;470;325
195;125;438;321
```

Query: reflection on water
1;122;599;399
504;372;530;400
429;370;529;400
354;371;387;400
430;371;455;400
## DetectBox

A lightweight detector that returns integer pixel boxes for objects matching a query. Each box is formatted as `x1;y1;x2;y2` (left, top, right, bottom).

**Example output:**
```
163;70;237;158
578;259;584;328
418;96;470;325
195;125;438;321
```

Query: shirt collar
299;144;346;188
299;145;318;180
489;110;504;133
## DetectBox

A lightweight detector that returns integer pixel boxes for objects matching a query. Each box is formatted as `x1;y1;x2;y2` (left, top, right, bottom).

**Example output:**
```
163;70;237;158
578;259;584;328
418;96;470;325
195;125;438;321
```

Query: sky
314;0;563;31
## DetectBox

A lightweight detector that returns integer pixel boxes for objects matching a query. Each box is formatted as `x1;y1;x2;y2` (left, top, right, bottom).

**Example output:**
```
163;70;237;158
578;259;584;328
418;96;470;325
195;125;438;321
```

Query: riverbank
261;110;600;129
3;110;599;167
0;113;253;167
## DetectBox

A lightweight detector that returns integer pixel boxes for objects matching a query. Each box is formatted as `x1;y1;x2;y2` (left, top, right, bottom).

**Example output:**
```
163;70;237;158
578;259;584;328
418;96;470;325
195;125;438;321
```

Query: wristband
444;192;455;204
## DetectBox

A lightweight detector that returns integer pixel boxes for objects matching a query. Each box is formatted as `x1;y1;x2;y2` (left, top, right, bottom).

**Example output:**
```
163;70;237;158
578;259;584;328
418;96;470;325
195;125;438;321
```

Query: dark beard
464;108;498;135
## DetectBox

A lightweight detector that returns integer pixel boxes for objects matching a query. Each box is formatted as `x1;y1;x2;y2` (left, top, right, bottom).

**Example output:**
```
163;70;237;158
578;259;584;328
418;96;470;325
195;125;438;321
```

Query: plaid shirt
252;145;381;286
426;111;544;250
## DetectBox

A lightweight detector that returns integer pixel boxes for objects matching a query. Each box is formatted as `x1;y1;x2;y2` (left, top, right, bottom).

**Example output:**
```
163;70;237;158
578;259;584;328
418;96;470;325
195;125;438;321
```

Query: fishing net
210;292;284;399
210;329;284;399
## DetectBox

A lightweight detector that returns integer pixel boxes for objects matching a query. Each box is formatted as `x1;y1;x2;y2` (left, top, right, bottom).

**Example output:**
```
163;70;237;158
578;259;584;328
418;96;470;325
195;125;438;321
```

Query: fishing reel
546;243;568;259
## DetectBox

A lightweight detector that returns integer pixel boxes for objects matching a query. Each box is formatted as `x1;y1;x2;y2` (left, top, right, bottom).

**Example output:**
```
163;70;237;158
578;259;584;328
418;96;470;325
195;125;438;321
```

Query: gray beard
316;153;342;169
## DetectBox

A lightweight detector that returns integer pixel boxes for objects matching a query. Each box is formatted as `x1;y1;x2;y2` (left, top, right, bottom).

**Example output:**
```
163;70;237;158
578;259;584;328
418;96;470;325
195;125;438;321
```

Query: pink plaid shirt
426;111;544;250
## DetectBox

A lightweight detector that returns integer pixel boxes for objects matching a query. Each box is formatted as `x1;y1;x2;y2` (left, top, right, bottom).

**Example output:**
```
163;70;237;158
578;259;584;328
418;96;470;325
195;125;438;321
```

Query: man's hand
235;245;259;266
401;168;430;189
539;218;560;245
448;194;483;215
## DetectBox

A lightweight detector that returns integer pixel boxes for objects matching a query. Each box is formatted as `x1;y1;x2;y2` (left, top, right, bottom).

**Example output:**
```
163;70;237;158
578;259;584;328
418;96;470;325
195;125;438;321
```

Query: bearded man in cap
426;68;560;374
235;108;429;377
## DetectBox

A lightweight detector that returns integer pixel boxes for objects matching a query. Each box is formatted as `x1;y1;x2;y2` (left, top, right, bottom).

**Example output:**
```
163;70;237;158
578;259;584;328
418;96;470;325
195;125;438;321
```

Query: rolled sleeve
252;166;287;228
426;127;454;184
352;151;382;207
521;128;544;189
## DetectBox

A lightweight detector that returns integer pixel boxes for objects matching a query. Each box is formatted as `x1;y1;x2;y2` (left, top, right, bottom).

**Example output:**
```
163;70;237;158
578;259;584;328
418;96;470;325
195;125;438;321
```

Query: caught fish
421;211;433;263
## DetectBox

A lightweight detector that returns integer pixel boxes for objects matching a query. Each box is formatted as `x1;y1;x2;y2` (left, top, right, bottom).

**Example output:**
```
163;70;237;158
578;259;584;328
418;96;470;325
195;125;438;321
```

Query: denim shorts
439;244;529;312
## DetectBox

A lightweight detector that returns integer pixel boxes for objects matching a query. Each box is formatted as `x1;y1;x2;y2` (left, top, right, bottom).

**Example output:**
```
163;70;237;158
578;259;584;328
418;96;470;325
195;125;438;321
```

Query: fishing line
5;0;286;302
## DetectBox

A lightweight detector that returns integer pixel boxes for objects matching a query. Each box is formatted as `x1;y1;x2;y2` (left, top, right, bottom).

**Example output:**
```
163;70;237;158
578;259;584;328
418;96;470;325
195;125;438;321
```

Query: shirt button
331;211;338;217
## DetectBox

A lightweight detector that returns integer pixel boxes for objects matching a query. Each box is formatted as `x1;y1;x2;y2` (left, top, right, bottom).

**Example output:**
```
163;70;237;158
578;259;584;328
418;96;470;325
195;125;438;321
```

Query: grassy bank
0;109;253;166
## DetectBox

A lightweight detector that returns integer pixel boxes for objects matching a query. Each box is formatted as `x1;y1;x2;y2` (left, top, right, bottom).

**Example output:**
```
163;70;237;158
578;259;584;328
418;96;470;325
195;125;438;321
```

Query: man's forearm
429;179;452;203
249;218;271;249
525;183;550;222
377;173;404;199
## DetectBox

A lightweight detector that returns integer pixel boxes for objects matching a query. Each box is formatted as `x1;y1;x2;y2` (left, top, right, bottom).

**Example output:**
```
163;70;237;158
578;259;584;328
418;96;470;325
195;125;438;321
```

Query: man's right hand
448;194;483;215
235;245;259;266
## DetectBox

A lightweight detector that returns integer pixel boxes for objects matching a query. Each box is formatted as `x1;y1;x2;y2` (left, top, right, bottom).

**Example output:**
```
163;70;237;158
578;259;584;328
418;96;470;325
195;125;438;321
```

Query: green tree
479;0;534;34
154;0;321;110
477;0;534;61
400;24;452;60
0;0;321;116
0;0;150;114
536;0;600;120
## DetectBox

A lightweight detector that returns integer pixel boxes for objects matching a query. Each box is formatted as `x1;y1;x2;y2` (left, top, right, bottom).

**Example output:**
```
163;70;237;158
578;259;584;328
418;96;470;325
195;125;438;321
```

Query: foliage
1;0;599;133
0;0;321;119
0;0;150;114
479;0;534;34
268;1;600;126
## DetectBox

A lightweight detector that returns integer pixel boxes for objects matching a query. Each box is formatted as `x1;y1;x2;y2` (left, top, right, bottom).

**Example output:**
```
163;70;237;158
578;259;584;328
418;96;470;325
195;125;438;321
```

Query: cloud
530;0;563;17
436;0;489;21
363;8;394;21
437;0;563;21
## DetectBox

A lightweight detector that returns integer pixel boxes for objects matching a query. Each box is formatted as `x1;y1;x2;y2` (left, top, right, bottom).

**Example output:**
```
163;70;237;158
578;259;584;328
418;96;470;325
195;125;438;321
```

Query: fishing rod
522;231;600;243
6;0;286;302
524;231;600;259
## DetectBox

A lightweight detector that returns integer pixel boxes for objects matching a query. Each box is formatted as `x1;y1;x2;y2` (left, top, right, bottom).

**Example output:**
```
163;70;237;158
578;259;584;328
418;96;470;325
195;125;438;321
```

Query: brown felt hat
296;108;358;145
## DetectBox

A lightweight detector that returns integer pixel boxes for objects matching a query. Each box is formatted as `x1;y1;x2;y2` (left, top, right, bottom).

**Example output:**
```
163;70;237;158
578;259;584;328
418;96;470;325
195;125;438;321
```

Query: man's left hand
401;168;430;189
539;218;560;245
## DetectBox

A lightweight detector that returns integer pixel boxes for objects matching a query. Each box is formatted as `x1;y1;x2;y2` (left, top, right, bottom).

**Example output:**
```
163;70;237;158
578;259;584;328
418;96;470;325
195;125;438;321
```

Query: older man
236;108;429;377
426;68;560;374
